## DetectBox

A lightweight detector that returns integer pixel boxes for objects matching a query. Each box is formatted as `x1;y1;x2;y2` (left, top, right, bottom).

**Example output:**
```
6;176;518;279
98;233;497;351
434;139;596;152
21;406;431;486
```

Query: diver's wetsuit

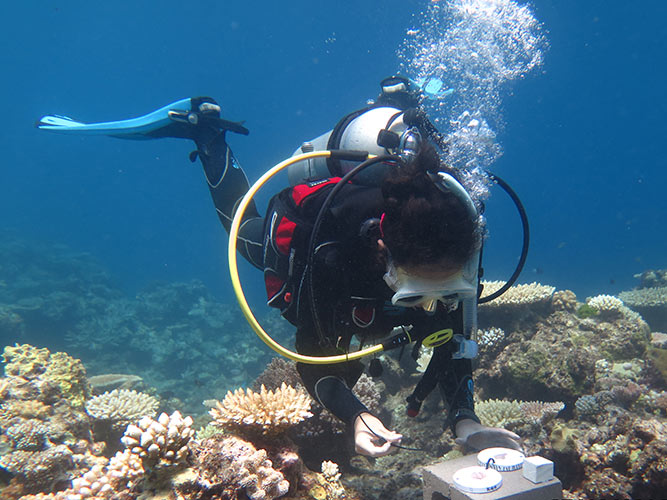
197;131;479;432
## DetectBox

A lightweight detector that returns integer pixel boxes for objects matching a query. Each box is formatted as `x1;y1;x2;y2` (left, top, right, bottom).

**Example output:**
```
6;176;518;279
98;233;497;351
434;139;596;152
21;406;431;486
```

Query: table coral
480;280;555;306
86;389;158;431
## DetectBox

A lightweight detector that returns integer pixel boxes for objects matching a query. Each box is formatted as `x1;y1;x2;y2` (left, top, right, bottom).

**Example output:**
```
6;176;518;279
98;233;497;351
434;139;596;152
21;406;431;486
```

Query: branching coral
86;389;159;431
475;398;564;428
120;411;194;469
209;383;312;435
475;399;523;428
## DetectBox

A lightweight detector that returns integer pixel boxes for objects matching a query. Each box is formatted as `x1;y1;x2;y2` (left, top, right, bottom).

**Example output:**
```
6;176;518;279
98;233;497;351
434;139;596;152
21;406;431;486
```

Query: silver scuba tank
287;107;411;186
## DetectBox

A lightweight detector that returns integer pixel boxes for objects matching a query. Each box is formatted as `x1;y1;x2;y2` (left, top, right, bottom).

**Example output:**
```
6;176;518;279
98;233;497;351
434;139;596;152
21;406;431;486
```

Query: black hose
478;172;530;304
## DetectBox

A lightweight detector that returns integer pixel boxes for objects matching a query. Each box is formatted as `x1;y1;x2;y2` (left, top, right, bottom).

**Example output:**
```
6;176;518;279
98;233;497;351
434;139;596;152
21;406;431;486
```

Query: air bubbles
398;0;547;200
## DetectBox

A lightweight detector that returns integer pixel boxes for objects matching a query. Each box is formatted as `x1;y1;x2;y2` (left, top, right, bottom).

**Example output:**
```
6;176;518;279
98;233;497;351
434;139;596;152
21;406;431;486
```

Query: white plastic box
522;456;554;484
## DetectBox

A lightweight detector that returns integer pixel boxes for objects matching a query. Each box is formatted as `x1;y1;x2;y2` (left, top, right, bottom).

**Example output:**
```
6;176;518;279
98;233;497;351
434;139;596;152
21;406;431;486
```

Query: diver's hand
353;412;402;457
455;419;522;452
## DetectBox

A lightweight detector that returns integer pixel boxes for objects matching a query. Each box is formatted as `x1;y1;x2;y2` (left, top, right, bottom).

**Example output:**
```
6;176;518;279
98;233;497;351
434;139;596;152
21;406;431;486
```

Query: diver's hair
381;143;477;269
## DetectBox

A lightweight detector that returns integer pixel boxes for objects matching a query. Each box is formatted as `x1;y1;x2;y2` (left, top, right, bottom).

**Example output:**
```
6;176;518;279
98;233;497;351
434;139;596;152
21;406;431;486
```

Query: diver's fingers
355;433;393;457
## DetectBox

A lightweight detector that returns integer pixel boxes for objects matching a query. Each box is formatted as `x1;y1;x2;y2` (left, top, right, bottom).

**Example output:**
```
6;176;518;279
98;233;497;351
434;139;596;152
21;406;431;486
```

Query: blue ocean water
0;0;665;304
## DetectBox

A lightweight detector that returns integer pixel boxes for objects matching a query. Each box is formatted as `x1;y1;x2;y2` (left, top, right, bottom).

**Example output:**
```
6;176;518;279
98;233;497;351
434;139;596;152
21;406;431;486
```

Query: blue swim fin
36;97;248;140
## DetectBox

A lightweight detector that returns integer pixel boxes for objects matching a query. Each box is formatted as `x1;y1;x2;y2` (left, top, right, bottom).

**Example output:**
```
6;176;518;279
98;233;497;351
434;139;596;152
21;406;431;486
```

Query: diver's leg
192;125;264;270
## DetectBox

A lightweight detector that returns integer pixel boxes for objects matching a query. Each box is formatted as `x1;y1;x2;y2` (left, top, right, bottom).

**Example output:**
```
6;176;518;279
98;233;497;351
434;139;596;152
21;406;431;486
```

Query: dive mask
383;257;477;312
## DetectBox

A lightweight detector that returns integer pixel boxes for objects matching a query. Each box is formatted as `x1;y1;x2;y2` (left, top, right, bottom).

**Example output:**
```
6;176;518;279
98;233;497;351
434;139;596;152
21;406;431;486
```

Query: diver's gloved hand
455;419;522;453
353;412;402;457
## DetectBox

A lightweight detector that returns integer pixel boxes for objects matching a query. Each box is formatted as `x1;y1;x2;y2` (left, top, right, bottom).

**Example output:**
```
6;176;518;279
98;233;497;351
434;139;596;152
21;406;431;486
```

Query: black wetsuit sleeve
294;291;370;425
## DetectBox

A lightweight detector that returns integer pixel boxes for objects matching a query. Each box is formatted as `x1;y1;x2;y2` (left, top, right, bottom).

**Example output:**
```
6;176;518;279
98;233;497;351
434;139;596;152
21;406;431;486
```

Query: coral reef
210;383;313;436
0;235;278;414
0;347;100;498
2;344;90;407
2;234;667;499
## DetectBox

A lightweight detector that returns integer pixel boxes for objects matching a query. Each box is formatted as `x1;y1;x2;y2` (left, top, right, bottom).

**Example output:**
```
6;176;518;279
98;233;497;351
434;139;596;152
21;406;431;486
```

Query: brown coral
552;289;577;312
210;383;312;435
191;435;290;500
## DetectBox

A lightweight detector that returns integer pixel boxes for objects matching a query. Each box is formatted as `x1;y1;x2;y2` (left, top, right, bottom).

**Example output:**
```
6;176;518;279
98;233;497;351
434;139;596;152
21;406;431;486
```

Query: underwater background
0;1;666;499
1;0;664;299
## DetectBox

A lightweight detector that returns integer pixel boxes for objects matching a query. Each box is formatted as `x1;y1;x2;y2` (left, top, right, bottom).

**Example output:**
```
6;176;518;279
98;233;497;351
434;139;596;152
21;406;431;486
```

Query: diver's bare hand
353;412;402;457
455;419;522;452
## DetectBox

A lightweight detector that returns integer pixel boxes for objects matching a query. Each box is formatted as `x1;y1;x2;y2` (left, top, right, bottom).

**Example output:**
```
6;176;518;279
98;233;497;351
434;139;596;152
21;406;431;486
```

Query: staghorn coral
86;389;159;431
210;383;312;435
315;460;346;499
479;280;555;307
190;435;290;500
120;411;194;469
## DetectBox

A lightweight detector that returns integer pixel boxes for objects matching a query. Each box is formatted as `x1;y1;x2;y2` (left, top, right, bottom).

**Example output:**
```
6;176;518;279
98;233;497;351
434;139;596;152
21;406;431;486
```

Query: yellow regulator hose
228;150;386;364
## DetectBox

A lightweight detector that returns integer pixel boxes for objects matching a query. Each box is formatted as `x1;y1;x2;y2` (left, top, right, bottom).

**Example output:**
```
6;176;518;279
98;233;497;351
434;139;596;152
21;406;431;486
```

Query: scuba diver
37;77;522;457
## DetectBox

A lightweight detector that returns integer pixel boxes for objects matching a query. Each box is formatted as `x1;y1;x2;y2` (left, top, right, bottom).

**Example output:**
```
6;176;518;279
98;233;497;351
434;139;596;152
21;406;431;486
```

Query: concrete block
422;453;562;500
